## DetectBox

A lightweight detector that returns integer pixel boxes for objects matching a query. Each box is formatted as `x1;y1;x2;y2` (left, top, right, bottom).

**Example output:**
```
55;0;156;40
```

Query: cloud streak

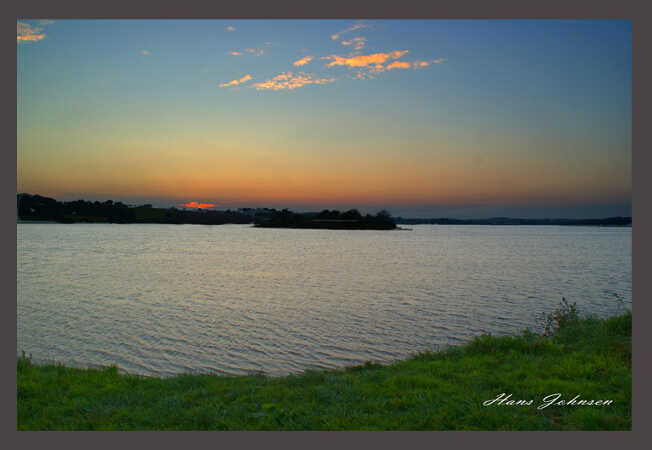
293;56;313;66
322;49;445;79
331;22;370;41
253;72;335;91
17;21;46;43
226;26;236;32
140;50;151;56
219;74;253;87
341;36;367;50
217;22;444;92
386;61;410;70
323;50;408;68
230;48;264;56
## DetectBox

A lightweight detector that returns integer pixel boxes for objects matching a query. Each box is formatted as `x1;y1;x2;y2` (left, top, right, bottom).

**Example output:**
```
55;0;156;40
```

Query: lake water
17;223;632;377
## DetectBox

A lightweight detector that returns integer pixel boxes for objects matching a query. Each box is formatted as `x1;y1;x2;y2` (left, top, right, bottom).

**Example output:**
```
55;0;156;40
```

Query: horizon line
16;193;632;222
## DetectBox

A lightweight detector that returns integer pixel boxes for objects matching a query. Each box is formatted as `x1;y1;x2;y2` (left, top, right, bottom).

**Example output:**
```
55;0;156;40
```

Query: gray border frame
7;0;648;447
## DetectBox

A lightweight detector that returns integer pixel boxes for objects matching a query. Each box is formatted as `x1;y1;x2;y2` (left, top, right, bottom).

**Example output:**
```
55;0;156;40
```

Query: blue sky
17;19;631;218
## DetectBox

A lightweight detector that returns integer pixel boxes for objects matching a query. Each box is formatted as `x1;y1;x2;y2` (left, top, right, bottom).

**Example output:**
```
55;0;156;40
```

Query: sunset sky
17;19;631;218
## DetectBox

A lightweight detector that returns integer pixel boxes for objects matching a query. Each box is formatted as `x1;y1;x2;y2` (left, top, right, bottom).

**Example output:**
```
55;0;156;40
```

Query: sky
17;19;632;218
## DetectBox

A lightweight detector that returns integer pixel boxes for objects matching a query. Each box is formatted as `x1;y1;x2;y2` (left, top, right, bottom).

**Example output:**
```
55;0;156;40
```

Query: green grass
17;305;631;430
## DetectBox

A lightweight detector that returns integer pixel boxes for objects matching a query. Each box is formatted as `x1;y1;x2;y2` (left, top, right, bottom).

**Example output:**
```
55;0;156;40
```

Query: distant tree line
393;216;632;226
18;194;627;227
16;194;252;225
254;208;397;230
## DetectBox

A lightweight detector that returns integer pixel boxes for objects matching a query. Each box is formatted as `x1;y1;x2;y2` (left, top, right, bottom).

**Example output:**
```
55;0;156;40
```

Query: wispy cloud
331;22;370;41
226;26;236;32
322;49;444;80
140;50;151;56
341;36;367;51
219;74;253;88
218;22;444;92
39;19;55;25
245;48;264;56
253;72;335;91
386;61;410;70
324;24;445;82
230;48;264;57
406;58;444;68
293;56;313;67
322;50;408;68
17;21;46;43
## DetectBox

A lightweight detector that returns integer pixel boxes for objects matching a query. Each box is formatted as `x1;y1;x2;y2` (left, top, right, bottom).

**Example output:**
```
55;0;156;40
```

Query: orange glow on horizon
184;202;216;209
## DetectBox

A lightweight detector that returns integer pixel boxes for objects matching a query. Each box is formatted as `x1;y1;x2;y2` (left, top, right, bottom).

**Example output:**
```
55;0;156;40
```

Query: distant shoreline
16;194;631;228
394;217;631;226
17;219;631;227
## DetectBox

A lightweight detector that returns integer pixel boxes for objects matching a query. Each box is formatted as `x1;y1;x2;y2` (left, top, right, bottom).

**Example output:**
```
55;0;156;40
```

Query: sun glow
184;202;216;209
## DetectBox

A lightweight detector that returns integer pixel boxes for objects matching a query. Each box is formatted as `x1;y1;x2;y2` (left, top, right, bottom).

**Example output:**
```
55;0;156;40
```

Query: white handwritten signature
483;393;614;409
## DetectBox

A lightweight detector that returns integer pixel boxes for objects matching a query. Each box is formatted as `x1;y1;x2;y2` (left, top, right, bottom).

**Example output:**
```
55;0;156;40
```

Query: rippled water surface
17;223;631;376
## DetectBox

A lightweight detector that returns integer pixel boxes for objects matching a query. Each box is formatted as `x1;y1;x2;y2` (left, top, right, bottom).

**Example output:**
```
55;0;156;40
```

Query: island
253;209;397;230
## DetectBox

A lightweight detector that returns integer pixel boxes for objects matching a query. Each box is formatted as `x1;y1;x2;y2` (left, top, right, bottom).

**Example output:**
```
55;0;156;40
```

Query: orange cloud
219;74;253;87
341;36;367;50
433;58;446;63
253;72;336;91
386;61;410;70
323;50;408;68
272;72;292;81
17;34;45;42
350;56;444;79
17;22;46;43
226;26;236;32
353;65;385;80
293;56;314;66
184;202;215;209
140;50;151;56
230;51;242;56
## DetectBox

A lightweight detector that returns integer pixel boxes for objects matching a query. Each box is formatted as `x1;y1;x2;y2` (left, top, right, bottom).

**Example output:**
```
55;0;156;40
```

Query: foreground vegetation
17;302;631;430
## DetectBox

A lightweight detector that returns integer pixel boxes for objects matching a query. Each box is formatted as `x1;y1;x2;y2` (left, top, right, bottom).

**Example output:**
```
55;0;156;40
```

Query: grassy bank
17;304;631;430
